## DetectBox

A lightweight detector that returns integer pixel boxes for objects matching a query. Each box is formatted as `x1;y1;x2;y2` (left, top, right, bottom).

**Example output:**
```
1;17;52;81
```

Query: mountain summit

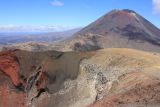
62;9;160;52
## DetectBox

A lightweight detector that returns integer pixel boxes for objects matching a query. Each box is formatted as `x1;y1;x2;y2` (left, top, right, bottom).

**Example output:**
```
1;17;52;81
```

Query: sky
0;0;160;28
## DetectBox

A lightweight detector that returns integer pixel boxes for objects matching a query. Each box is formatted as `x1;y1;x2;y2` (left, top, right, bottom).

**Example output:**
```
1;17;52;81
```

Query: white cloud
152;0;160;14
51;0;64;7
0;25;75;32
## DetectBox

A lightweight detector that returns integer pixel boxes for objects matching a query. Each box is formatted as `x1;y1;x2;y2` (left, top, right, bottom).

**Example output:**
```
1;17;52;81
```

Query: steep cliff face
0;51;26;107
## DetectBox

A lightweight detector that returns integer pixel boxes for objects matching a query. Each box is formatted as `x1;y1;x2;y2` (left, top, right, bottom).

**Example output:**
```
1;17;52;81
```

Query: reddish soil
0;85;26;107
88;72;160;107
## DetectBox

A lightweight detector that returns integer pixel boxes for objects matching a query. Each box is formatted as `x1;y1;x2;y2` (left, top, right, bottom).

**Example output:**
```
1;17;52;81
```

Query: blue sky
0;0;160;28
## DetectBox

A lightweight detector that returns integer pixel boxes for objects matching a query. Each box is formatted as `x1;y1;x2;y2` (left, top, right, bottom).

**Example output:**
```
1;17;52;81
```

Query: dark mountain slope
61;9;160;52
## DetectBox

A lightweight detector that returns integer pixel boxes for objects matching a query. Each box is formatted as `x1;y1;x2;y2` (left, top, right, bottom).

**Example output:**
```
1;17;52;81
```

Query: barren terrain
0;48;160;107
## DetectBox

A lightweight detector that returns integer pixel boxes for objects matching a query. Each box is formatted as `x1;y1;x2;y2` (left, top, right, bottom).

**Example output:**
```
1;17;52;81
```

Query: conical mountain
63;9;160;52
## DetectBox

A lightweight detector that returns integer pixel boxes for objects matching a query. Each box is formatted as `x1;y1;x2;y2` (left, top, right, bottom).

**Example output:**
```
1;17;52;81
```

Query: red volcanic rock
0;65;26;107
0;50;26;107
0;51;22;86
0;50;48;107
